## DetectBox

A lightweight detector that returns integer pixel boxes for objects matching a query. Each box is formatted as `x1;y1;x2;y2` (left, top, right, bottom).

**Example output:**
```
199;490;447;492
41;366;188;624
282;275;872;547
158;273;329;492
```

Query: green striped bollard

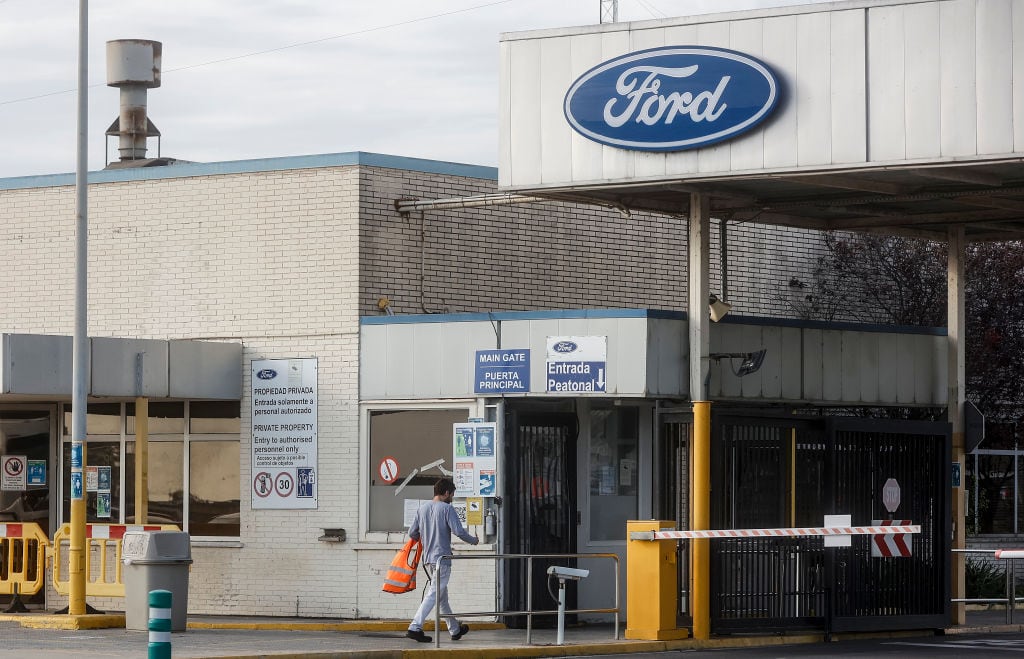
148;589;173;659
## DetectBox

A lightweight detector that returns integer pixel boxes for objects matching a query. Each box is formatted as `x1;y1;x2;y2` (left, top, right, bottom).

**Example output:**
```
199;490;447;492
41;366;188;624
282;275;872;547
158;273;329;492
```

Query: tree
792;234;1024;533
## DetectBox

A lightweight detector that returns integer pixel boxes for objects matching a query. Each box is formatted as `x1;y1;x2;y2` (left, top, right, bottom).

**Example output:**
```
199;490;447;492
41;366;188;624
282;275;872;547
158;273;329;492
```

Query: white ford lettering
603;65;729;127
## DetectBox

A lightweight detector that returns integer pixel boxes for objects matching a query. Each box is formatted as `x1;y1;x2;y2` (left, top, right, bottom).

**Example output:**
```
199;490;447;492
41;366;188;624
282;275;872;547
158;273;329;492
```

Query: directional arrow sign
546;336;607;393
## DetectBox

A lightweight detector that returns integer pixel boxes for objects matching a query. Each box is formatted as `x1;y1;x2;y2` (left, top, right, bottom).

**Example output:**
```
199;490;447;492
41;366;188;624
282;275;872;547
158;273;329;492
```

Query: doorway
502;404;578;627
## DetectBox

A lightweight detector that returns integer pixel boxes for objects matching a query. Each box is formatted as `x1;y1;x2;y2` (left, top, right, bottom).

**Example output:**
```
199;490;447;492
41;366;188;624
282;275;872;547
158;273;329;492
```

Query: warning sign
379;457;400;484
1;455;27;491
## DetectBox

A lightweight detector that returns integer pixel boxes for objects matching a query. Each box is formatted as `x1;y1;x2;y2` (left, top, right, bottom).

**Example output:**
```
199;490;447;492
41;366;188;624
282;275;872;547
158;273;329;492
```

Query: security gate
711;415;950;634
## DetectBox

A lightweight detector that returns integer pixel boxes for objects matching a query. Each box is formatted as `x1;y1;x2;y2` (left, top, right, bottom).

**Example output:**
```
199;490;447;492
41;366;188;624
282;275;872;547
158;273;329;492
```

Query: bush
966;557;1006;599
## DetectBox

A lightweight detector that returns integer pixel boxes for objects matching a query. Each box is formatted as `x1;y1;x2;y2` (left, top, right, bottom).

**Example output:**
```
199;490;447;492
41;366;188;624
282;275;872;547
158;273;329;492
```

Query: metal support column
688;192;711;640
948;226;966;625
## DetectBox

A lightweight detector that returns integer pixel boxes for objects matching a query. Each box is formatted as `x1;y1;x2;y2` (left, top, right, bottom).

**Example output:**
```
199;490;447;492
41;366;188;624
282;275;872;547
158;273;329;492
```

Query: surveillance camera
546;565;590;580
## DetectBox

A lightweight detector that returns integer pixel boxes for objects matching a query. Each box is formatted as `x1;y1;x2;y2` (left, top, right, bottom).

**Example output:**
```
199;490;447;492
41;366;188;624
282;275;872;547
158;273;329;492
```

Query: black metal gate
711;414;950;634
502;408;578;627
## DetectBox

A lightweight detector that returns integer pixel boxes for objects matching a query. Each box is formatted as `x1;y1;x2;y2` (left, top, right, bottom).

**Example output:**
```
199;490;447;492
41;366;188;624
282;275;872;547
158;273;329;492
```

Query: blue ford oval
564;46;779;152
256;369;278;380
553;341;578;353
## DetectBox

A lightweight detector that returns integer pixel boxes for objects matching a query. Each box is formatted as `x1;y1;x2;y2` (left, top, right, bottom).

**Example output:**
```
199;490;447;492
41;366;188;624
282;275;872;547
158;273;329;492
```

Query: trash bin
121;530;192;631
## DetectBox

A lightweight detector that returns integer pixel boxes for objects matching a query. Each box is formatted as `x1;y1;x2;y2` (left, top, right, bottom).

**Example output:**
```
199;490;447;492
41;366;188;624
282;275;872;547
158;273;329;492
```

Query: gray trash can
121;530;192;631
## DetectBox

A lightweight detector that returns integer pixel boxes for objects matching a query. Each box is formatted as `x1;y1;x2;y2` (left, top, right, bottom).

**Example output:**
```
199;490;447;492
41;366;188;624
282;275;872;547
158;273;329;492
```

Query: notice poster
452;422;499;498
251;358;318;509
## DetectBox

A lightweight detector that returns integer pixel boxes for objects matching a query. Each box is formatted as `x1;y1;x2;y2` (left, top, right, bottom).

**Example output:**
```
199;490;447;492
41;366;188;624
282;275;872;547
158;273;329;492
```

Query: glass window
0;411;51;531
62;403;120;436
190;401;241;434
589;407;638;541
973;454;1015;534
127;401;185;434
125;440;184;526
368;408;469;532
187;440;240;537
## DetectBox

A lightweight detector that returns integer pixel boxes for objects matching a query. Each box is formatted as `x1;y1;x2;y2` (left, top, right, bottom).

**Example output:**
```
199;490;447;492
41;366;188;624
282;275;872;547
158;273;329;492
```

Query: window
368;407;469;532
61;401;240;537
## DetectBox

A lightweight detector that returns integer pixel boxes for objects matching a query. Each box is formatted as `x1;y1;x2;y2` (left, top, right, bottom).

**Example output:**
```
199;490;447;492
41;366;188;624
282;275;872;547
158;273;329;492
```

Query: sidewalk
0;609;1021;659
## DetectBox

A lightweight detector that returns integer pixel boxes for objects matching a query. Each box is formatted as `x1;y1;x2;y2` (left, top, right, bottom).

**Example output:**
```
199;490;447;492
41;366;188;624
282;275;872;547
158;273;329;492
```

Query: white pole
69;0;89;615
556;579;566;645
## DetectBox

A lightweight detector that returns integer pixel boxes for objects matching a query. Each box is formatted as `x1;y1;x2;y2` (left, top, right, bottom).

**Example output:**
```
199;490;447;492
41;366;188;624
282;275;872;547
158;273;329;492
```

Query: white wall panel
569;33;606;183
868;5;907;161
877;333;899;402
821;330;843;401
796;12;833;166
728;19;767;172
762;15;800;169
1016;2;1024;152
841;331;861;402
976;0;1014;155
830;10;867;164
939;0;978;157
412;323;442;396
360;326;387;398
384;325;417;399
663;23;702;177
648;319;685;396
540;38;574;185
858;331;879;403
896;333;916;403
600;31;634;182
802;328;823;401
629;28;668;180
696;21;734;174
904;2;942;159
509;40;543;187
780;327;802;399
759;325;784;399
499;41;512;187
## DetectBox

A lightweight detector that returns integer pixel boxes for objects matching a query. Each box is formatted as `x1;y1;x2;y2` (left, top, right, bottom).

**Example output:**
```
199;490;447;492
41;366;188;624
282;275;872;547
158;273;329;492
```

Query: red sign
378;457;400;484
871;519;912;557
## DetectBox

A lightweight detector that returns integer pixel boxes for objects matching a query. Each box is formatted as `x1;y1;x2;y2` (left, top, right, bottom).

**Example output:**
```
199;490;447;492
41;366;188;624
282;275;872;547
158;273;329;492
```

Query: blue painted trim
0;152;497;191
361;308;946;335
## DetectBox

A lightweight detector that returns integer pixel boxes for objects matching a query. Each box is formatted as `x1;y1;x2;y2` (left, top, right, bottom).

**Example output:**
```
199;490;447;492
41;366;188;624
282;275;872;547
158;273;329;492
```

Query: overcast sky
0;0;834;178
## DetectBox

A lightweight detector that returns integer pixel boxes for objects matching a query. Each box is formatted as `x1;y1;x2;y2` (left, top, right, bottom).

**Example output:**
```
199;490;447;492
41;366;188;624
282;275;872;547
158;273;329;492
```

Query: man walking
406;477;479;643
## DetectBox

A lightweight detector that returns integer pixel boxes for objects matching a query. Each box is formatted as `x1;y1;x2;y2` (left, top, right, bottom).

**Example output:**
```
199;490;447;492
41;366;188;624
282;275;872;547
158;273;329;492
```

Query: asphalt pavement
0;609;1020;659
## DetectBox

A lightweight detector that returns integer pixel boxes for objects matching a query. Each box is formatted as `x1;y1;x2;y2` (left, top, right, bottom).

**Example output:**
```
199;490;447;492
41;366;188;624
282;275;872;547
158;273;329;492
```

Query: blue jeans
409;560;461;636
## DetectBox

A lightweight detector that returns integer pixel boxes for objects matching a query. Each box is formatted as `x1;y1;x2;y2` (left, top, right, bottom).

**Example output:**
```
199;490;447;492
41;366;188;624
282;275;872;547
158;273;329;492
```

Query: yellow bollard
625;520;689;640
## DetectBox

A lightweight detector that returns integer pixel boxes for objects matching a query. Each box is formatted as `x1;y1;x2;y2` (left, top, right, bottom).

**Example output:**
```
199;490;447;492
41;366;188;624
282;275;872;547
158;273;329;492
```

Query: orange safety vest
382;538;421;594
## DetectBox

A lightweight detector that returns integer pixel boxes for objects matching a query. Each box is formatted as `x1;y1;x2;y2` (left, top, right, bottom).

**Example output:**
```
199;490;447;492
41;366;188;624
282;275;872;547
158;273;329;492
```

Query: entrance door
502;407;578;627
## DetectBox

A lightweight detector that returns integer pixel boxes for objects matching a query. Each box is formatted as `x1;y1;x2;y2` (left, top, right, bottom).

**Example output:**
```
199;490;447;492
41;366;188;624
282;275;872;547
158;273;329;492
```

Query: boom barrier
629;525;921;540
0;522;48;598
52;523;178;598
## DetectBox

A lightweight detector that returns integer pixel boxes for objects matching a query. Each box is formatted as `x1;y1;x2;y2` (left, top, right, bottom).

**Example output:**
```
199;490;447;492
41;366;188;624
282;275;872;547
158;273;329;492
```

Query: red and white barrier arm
629;525;921;541
994;549;1024;559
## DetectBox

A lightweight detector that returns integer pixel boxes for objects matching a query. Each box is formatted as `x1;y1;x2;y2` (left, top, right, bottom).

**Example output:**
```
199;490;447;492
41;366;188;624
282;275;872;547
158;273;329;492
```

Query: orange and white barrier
0;522;48;597
52;523;177;598
629;524;920;541
995;549;1024;560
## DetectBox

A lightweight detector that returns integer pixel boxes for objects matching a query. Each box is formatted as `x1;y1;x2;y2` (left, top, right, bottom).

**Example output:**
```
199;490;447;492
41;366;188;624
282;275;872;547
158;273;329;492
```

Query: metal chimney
106;39;161;161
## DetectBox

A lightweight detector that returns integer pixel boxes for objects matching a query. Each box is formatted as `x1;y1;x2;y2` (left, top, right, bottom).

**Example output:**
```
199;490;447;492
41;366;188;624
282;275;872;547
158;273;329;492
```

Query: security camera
547;565;590;580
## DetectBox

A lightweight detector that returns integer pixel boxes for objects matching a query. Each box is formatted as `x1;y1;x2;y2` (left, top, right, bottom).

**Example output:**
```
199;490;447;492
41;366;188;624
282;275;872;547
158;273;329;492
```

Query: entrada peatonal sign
563;46;779;152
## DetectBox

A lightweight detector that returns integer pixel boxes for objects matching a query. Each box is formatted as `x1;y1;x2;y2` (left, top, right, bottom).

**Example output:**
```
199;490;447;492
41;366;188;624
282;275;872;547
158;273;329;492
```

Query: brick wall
359;165;828;319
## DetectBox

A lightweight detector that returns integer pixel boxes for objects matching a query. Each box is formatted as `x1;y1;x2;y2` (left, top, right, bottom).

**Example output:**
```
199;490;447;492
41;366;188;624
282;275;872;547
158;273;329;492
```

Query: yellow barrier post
692;400;711;641
625;520;688;640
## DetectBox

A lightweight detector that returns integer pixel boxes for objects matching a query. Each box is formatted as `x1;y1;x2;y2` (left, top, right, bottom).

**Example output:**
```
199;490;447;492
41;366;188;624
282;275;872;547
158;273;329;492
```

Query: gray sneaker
405;629;432;643
452;624;469;641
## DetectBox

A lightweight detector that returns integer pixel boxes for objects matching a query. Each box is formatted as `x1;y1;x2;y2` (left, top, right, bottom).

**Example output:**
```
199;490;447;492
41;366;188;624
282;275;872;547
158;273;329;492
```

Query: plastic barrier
0;522;48;596
52;523;178;598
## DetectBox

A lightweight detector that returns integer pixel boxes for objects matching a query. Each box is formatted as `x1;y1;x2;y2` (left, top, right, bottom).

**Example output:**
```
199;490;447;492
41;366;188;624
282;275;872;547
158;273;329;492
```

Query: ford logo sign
256;369;278;380
564;46;780;152
553;341;578;354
